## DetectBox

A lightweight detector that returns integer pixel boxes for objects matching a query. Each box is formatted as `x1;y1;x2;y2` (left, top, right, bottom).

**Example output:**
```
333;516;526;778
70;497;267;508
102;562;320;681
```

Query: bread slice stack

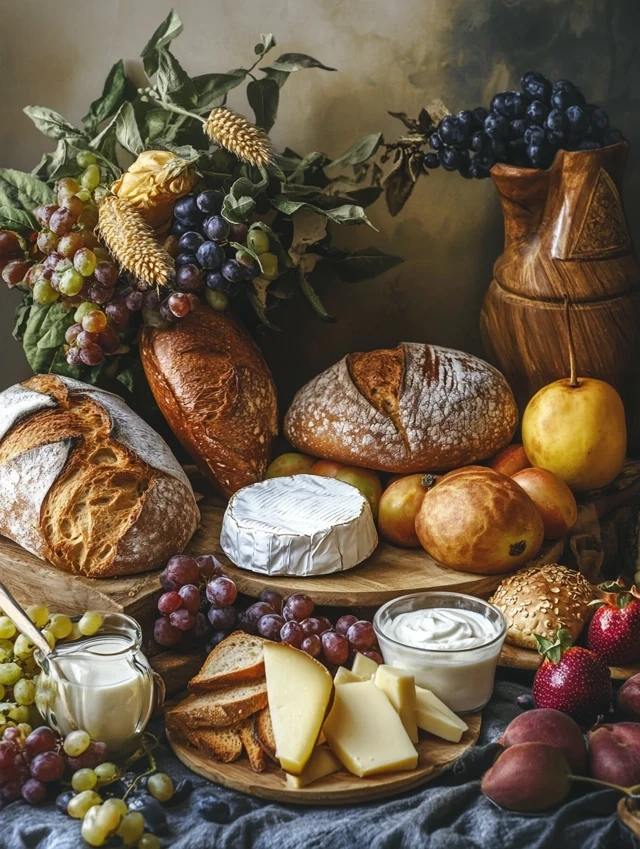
166;631;277;772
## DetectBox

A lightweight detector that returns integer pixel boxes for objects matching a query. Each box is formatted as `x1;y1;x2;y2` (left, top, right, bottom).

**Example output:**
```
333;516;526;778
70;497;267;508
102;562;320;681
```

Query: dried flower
203;107;272;167
110;150;198;236
97;195;174;288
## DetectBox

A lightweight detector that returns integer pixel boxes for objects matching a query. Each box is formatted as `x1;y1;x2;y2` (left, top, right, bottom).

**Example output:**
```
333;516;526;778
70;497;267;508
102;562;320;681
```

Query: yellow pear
522;377;626;491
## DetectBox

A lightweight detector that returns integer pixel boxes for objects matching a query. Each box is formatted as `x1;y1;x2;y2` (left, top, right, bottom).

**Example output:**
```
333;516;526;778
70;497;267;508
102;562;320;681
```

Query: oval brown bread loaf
140;304;278;497
284;343;518;473
0;374;199;578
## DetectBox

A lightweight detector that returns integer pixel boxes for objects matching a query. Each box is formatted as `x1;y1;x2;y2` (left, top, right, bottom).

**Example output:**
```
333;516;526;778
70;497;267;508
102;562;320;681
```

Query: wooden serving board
498;642;640;681
167;713;481;805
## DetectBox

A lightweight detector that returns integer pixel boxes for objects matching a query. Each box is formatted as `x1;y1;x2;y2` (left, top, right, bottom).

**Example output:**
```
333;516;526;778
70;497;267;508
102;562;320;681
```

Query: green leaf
288;151;328;183
248;292;280;330
230;177;260;199
192;71;247;111
37;308;75;349
155;47;197;108
265;53;336;73
115;102;144;155
254;33;276;56
141;9;184;77
23;106;85;142
116;367;135;394
82;60;128;134
270;197;374;227
326;248;403;282
326;133;382;173
21;303;62;373
221;193;256;223
0;169;54;210
0;206;37;233
247;78;279;133
13;295;31;342
296;268;335;321
262;67;289;89
31;139;75;181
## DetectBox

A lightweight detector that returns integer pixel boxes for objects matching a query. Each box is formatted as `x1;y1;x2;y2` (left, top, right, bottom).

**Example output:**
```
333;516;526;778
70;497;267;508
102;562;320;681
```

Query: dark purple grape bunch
424;71;624;178
166;189;268;318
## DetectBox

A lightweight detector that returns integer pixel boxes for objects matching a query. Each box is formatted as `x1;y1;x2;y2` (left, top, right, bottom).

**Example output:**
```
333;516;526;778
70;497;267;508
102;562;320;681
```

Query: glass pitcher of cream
35;613;163;755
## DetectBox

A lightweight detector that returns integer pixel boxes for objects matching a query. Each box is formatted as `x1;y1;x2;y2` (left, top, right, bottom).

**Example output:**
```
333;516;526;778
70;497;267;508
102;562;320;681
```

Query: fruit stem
563;295;580;388
571;774;636;796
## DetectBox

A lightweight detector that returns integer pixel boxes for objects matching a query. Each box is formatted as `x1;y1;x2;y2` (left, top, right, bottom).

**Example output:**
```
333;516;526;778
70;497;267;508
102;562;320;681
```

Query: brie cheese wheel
220;474;378;576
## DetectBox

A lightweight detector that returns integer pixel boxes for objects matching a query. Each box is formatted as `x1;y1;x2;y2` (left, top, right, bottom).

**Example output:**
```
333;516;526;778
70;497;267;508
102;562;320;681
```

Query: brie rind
220;474;378;576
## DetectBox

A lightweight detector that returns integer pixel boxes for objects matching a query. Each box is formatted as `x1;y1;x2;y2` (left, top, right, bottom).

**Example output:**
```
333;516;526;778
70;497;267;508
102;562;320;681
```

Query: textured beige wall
1;0;639;404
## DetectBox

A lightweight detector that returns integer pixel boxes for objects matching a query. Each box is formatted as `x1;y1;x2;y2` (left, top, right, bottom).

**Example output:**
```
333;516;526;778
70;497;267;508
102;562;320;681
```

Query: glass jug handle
152;670;166;713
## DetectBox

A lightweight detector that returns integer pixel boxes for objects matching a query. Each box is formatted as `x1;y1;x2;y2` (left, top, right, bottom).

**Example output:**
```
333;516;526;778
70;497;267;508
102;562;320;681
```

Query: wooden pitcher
480;141;640;452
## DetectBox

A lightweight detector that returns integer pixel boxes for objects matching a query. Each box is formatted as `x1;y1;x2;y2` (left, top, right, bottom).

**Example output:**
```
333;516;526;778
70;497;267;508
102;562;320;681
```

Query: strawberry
533;629;611;724
587;582;640;665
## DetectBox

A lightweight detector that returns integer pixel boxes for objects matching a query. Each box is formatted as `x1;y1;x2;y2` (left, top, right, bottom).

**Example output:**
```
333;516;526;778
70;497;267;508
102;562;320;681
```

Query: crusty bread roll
140;304;278;497
489;564;595;649
284;343;518;473
0;374;199;578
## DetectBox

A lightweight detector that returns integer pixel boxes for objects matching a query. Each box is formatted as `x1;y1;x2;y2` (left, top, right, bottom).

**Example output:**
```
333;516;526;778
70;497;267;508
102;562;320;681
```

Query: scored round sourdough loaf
0;374;199;578
284;343;518;473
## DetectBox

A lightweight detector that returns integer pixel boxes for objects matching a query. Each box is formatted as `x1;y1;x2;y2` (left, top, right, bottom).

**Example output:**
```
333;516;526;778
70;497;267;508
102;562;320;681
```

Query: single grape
82;310;108;333
153;617;182;648
97;326;120;355
61;194;84;221
246;229;270;255
167;292;192;317
2;726;20;746
0;663;18;686
176;263;204;291
0;741;16;770
80;342;103;366
196;190;223;214
335;615;358;636
258;589;283;613
67;789;103;819
1;259;30;287
221;259;246;283
72;767;98;792
81;809;109;847
66;325;82;348
30;750;65;782
59;268;84;296
197;241;225;270
178;584;201;613
257;614;285;640
423;152;440;170
49;207;75;236
206;576;237;607
300;618;323;637
193;611;211;638
174;195;203;226
203;215;230;242
20;777;47;805
300;634;322;658
1;778;24;801
116;810;145;845
195;554;223;579
124;290;144;311
66;741;109;772
74;300;100;322
8;705;30;724
14;679;36;706
77;151;97;168
105;301;130;330
206;630;231;651
57;233;83;259
171;219;189;236
178;231;205;253
229;222;248;241
207;606;237;631
148;772;174;802
157;591;182;615
57;177;81;196
78;611;103;637
169;609;196;631
34;204;59;228
166;555;199;587
138;835;161;849
176;251;198;268
245;602;274;624
346;620;376;651
282;593;314;622
205;270;229;291
94;761;120;784
317;616;333;634
24;726;57;760
280;620;304;648
74;247;97;277
36;229;59;255
14;633;35;659
360;649;383;664
0;616;16;640
56;789;75;815
63;729;91;757
76;329;99;348
81;165;101;191
94;261;118;287
204;289;229;311
321;631;349;665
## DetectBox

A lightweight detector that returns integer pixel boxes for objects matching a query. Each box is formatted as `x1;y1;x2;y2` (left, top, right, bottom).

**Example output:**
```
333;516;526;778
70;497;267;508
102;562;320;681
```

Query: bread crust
140;304;278;497
0;375;199;578
284;343;518;473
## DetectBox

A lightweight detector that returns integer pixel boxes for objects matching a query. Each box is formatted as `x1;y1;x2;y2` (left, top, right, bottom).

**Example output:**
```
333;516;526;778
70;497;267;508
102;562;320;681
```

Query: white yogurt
374;597;506;714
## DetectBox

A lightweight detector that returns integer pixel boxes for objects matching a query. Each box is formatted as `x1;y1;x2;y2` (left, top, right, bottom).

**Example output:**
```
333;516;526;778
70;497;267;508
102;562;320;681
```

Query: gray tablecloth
1;674;638;849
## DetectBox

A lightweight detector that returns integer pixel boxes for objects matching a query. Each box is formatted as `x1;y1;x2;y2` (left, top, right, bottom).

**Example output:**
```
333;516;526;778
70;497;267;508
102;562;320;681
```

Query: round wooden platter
166;713;481;805
194;499;565;607
498;642;640;680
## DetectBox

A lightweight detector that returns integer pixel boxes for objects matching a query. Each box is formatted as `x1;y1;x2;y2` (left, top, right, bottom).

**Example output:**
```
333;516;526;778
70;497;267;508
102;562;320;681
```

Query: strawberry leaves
535;628;575;664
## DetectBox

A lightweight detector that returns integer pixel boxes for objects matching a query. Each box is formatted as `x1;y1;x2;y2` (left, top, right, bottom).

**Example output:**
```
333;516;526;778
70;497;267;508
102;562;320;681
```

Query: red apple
265;452;316;479
378;474;438;547
311;460;344;478
487;444;531;477
512;467;578;539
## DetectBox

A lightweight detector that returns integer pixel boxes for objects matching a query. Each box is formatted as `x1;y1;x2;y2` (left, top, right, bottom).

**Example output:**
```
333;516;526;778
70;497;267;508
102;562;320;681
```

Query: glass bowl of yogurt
373;591;507;714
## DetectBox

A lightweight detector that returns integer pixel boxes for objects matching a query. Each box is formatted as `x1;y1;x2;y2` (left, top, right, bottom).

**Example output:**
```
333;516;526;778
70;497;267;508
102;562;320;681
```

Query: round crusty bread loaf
284;343;518;473
489;564;595;649
0;374;199;578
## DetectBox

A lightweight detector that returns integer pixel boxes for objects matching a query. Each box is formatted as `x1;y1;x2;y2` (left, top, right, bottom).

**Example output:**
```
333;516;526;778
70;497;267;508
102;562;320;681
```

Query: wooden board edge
498;644;640;681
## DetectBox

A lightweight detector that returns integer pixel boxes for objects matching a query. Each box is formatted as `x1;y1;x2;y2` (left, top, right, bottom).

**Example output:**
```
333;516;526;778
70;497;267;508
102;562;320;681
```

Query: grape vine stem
122;732;158;801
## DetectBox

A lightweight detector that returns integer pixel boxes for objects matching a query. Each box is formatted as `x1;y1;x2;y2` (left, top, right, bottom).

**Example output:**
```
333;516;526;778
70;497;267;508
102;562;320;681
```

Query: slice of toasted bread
188;725;243;763
239;718;266;772
189;631;267;693
167;680;268;729
254;706;277;762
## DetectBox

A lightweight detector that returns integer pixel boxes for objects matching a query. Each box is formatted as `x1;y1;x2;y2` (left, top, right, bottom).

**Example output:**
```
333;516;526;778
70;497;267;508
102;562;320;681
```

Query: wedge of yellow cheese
264;642;334;775
334;666;362;685
285;746;342;788
415;686;468;743
351;652;377;680
374;664;419;743
323;681;418;777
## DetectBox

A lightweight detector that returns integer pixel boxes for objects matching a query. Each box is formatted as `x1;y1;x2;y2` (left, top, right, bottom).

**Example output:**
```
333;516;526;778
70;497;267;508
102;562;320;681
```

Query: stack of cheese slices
167;632;469;787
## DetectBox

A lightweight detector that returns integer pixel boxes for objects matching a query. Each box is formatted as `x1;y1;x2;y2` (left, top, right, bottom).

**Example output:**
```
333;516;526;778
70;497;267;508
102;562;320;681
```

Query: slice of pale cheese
334;666;362;685
323;681;418;777
264;642;333;775
351;652;378;680
285;746;342;788
374;665;419;743
415;686;469;730
415;686;468;743
220;474;378;576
